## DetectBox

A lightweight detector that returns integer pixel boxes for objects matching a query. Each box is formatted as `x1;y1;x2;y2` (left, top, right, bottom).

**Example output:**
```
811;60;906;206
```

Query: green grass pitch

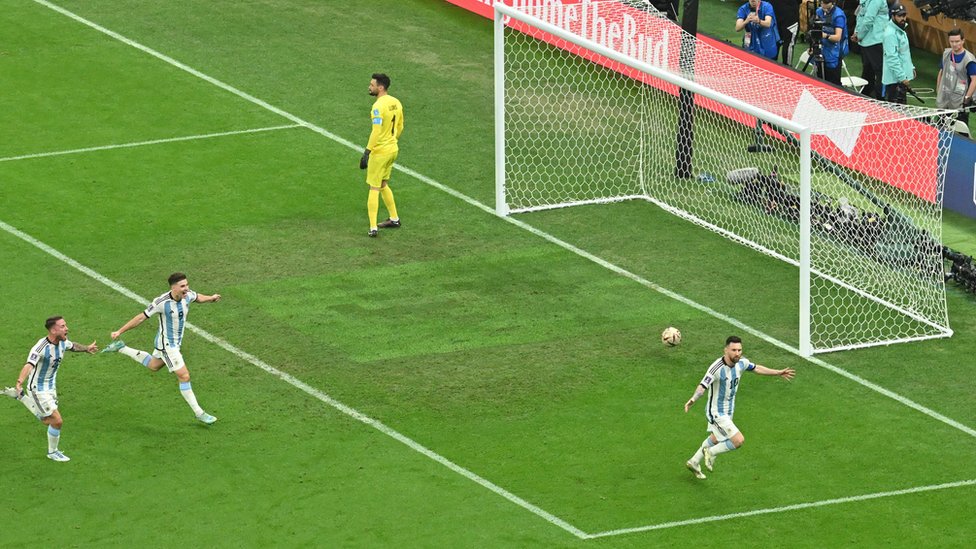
2;1;976;546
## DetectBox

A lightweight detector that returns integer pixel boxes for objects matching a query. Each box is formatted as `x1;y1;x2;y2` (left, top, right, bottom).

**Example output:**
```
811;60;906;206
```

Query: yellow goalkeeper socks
381;186;398;221
368;189;380;230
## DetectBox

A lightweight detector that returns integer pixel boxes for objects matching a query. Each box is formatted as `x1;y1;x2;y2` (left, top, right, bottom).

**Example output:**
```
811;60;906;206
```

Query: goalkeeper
360;73;404;237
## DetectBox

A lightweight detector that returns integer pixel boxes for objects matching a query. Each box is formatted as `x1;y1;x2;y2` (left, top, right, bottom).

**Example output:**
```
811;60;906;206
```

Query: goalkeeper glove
964;96;974;109
359;149;371;170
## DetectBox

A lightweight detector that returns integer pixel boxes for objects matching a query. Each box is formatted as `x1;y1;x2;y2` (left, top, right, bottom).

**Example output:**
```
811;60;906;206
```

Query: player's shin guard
708;439;737;456
380;186;398;220
367;189;380;230
179;381;205;416
47;426;60;453
689;437;715;465
120;346;152;367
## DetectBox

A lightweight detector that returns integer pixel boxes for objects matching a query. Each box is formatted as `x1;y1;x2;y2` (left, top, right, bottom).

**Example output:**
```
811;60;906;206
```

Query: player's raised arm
753;364;795;380
196;293;221;303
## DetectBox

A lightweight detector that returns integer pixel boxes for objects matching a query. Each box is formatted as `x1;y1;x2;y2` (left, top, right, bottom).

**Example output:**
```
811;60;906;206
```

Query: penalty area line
0;124;302;163
0;218;589;541
31;0;976;537
585;478;976;538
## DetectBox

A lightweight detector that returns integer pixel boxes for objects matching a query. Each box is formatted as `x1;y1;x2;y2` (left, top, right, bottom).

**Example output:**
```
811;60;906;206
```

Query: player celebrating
101;272;220;424
360;72;404;237
2;316;97;462
683;336;795;479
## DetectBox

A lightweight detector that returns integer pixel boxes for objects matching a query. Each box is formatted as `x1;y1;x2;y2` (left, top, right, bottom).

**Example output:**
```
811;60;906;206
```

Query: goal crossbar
494;1;953;356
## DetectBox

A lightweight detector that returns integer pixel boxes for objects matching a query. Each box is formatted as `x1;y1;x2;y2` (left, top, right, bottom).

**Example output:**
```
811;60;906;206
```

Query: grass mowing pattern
1;1;975;546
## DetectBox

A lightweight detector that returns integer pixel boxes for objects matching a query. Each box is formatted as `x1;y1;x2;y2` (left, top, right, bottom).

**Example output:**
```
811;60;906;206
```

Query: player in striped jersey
683;336;795;479
101;272;221;424
2;316;97;462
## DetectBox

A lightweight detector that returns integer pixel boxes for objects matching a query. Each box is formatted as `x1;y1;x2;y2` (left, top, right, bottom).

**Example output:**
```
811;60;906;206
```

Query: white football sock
709;439;738;456
47;426;60;453
179;382;204;416
120;346;153;367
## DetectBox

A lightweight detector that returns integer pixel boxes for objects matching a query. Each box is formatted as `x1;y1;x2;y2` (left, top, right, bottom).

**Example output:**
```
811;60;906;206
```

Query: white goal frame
493;1;953;357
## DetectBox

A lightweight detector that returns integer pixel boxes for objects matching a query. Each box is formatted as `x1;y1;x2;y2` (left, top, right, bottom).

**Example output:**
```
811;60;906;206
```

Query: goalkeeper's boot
378;218;400;229
685;460;706;479
1;386;19;399
101;340;126;353
196;412;218;425
702;447;715;472
47;450;70;462
368;229;378;238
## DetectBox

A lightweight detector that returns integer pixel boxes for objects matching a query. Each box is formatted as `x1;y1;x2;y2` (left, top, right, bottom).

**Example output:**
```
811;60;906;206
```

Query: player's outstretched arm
112;312;148;339
70;341;98;353
196;293;221;303
754;365;795;380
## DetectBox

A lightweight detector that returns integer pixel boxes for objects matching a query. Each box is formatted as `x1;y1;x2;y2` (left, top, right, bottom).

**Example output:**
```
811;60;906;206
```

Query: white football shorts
153;345;186;373
24;389;57;419
707;415;740;441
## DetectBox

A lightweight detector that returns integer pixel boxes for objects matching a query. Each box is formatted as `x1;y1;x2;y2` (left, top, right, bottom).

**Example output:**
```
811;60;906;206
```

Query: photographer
736;0;780;60
937;29;976;127
882;3;914;104
851;0;887;99
812;0;849;85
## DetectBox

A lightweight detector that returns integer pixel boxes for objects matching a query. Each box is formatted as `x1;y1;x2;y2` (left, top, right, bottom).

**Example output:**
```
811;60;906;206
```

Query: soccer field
2;1;976;546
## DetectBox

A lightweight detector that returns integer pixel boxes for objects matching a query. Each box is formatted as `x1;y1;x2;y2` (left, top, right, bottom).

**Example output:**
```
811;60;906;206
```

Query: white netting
499;0;954;353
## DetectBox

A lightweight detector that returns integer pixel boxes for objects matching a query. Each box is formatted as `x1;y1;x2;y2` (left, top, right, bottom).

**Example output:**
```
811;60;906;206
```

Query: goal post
494;0;956;356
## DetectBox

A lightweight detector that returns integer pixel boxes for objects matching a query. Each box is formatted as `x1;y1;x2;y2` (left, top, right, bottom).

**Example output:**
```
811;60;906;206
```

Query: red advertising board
445;0;495;17
446;0;943;202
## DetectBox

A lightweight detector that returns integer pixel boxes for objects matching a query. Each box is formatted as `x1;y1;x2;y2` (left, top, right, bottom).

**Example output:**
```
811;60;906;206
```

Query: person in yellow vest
937;29;976;128
360;73;404;237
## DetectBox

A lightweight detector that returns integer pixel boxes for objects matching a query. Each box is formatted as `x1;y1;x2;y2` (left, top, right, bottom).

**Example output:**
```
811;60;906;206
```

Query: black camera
912;0;976;21
803;0;828;73
806;2;827;65
944;246;976;294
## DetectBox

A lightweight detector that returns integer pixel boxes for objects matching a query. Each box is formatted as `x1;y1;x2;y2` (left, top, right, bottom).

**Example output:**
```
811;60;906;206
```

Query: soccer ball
661;326;682;346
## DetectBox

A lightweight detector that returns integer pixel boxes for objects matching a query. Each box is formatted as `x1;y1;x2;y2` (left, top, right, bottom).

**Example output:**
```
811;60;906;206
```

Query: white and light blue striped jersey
25;336;74;392
144;290;197;350
698;356;756;423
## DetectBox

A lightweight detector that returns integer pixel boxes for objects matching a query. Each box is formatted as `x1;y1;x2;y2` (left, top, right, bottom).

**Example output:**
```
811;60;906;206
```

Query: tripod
802;0;830;83
800;49;827;81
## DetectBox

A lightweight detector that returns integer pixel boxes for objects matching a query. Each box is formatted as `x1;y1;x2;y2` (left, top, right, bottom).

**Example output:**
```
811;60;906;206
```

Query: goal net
494;0;956;355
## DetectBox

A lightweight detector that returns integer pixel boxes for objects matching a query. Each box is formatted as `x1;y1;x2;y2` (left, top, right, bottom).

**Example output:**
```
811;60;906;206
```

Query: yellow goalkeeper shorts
366;150;398;187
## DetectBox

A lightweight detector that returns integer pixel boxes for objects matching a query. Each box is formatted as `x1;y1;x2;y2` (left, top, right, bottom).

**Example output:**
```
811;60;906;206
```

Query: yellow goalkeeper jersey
366;94;404;155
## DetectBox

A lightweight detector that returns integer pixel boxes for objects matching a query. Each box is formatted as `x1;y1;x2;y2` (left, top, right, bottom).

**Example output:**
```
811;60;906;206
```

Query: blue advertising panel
944;134;976;219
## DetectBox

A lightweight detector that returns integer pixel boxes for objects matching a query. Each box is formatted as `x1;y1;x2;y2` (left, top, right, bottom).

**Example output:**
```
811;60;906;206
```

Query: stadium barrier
445;0;976;219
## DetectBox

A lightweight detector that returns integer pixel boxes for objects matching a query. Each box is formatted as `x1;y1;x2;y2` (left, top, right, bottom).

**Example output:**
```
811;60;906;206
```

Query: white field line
586;479;976;538
29;0;976;536
0;219;588;541
0;125;302;163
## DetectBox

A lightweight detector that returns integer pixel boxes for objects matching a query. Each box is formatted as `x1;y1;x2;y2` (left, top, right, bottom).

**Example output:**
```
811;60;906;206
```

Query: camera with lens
944;246;976;294
912;0;976;22
806;1;826;65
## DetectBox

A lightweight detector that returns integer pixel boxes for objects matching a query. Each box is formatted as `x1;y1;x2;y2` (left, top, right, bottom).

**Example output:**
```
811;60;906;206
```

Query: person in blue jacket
736;0;780;60
814;0;848;85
